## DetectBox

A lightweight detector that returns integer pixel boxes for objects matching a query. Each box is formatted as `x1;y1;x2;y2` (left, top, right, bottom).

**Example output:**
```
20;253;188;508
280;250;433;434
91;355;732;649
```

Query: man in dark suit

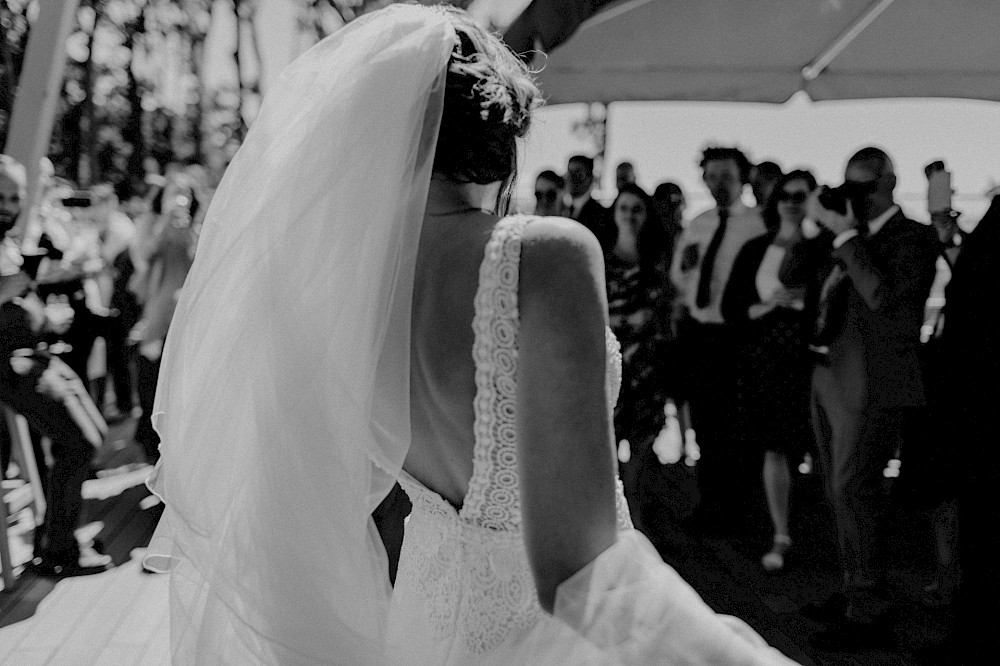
565;155;614;252
805;147;939;648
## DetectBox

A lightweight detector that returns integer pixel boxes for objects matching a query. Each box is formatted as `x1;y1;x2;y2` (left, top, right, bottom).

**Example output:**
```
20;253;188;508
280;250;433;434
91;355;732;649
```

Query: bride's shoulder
516;216;605;287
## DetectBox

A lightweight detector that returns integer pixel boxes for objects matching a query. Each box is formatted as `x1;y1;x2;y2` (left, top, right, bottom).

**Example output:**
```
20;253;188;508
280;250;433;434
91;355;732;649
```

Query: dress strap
460;215;533;529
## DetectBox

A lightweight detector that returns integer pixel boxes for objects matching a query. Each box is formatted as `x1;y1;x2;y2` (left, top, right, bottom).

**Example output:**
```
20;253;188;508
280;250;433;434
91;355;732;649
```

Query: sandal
761;535;792;572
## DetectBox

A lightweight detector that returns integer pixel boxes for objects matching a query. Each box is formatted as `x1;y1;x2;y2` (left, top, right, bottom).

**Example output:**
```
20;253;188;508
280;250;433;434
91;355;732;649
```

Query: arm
517;218;618;614
834;226;938;312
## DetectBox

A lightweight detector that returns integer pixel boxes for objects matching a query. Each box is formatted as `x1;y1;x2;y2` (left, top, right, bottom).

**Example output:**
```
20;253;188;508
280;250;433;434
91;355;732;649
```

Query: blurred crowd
525;146;998;659
1;154;205;576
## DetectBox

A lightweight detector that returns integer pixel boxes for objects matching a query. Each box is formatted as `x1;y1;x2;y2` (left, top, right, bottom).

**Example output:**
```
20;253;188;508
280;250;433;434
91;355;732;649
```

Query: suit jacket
819;211;939;410
575;197;615;254
0;295;46;405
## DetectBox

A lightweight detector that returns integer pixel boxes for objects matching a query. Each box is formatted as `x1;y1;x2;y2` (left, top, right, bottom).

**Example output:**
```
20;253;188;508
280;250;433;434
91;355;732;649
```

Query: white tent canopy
510;0;1000;105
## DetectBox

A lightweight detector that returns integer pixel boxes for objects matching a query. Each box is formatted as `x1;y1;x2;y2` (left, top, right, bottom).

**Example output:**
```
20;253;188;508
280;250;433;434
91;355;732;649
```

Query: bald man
805;147;938;649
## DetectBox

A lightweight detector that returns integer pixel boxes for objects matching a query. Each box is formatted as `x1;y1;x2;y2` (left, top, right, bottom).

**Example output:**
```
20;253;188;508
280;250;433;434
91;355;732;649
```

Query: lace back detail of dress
394;215;632;657
461;215;529;530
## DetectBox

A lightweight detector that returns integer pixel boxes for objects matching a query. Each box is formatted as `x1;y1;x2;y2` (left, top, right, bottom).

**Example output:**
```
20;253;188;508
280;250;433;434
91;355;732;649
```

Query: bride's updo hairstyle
434;9;542;213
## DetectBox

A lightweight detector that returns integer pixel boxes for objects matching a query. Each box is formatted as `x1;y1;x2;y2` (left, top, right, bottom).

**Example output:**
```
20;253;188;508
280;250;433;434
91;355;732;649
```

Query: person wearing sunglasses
802;147;939;650
532;169;565;217
722;169;828;575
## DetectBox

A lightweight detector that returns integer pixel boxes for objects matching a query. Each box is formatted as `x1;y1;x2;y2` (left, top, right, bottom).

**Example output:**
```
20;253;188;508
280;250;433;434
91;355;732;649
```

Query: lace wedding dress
386;217;798;665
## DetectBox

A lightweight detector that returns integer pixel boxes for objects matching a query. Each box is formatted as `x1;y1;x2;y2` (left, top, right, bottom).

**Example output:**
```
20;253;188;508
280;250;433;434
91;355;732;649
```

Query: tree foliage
2;0;477;197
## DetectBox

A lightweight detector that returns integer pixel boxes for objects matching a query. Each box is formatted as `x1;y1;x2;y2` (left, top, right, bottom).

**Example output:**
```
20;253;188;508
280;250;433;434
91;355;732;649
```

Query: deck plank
0;577;67;662
46;561;150;666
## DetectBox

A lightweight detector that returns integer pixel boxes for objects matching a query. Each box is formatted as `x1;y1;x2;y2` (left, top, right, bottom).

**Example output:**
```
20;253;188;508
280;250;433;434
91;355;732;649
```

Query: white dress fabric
387;217;799;665
143;7;455;664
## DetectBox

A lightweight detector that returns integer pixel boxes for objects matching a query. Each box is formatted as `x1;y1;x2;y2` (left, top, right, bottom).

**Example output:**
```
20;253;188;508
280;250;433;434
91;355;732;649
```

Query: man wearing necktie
669;146;765;534
804;147;938;650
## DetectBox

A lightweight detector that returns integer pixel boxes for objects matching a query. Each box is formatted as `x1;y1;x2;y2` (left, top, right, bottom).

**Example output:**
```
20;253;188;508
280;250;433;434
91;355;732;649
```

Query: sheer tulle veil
144;6;455;664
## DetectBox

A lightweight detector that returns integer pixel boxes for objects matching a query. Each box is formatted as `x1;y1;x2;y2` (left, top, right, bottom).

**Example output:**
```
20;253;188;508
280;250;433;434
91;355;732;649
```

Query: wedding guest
605;184;672;529
652;181;685;260
565;154;614;252
721;170;827;571
533;169;565;216
750;160;783;211
129;178;200;463
615;160;637;194
0;154;112;576
804;147;939;650
669;146;765;534
88;184;136;420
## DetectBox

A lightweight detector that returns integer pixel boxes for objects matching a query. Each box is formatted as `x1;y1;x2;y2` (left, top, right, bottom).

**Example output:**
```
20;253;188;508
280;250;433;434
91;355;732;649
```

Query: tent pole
802;0;896;81
6;0;81;246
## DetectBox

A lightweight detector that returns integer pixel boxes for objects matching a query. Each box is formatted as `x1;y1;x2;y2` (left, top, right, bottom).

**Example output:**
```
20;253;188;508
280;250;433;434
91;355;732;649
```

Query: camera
816;184;850;216
61;191;92;208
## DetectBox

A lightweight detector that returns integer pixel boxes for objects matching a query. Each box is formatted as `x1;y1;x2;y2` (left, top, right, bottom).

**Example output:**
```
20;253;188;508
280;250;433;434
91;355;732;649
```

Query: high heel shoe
761;534;792;572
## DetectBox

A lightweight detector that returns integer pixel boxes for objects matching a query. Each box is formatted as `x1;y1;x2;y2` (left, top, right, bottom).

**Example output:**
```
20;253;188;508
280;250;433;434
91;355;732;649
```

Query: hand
0;272;31;304
808;191;858;237
13;292;47;333
37;363;73;400
770;287;805;310
930;210;960;244
626;308;652;329
44;301;75;334
36;356;86;401
128;319;148;345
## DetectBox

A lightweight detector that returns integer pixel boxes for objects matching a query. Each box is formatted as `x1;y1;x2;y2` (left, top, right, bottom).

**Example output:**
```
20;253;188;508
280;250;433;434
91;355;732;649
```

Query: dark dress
605;251;697;531
606;253;672;446
721;233;827;457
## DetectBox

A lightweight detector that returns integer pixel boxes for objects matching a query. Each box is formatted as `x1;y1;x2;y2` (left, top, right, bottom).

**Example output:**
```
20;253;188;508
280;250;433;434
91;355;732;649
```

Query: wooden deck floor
1;424;948;665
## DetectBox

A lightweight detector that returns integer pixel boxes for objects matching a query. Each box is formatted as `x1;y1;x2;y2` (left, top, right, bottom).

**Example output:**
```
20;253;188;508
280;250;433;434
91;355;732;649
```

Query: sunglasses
777;191;809;204
535;190;558;202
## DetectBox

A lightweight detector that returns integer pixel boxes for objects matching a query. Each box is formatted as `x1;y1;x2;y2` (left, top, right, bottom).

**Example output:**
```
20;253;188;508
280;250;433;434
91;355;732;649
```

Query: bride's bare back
405;208;497;509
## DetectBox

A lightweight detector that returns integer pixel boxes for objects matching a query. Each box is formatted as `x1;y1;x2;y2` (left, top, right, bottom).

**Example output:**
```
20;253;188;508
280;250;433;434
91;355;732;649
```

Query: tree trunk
189;33;206;164
0;5;16;151
123;13;146;196
80;0;102;185
232;0;247;141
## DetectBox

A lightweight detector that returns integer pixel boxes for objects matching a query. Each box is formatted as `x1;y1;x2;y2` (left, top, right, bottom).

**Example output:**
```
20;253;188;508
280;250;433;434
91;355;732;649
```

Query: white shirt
670;201;766;324
755;245;787;302
0;237;22;277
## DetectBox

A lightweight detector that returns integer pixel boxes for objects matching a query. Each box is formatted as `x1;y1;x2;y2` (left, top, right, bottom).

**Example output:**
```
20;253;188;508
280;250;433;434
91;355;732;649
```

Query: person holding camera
803;147;938;650
0;154;112;577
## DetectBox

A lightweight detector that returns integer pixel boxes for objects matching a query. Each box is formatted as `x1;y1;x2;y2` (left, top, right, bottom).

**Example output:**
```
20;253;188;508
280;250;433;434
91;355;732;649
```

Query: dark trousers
678;320;747;528
811;366;904;619
1;382;94;559
134;353;161;461
104;324;135;413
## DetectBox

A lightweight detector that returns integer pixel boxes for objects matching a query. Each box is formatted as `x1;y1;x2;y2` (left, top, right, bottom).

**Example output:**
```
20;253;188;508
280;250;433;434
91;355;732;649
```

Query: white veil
144;7;455;664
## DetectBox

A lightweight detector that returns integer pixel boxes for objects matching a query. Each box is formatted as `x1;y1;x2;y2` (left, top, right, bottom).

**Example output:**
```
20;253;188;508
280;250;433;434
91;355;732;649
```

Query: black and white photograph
1;1;998;664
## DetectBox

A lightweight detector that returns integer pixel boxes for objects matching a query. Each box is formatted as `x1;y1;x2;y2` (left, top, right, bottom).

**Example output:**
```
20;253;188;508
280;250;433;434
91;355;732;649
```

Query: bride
144;5;798;664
